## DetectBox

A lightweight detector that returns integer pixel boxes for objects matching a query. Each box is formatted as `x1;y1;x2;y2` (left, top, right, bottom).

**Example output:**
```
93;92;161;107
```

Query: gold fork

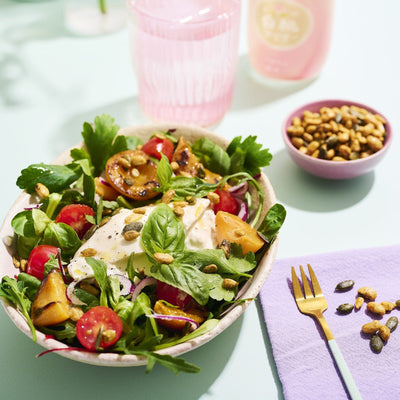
291;264;363;400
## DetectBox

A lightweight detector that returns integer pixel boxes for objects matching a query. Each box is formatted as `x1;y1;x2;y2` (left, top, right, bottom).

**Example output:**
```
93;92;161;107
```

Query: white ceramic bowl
0;124;279;367
282;99;392;179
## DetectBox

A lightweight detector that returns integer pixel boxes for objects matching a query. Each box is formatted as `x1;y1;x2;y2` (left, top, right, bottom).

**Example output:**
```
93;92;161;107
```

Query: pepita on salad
0;115;285;374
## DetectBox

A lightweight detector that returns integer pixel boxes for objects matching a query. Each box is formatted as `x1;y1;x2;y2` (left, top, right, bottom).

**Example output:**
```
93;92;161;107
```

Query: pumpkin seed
335;280;355;292
122;222;143;234
370;334;384;353
396;299;400;308
336;303;354;314
386;316;398;333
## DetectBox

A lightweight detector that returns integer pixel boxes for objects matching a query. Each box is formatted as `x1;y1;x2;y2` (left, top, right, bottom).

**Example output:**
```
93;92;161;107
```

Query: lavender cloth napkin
259;244;400;400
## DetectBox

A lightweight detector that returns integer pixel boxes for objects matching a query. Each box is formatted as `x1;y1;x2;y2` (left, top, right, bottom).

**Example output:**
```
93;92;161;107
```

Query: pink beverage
247;0;335;83
126;0;241;126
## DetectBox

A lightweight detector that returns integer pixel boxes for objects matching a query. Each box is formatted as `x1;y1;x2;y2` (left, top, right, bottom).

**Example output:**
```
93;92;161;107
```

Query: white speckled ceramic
0;124;278;367
282;99;392;179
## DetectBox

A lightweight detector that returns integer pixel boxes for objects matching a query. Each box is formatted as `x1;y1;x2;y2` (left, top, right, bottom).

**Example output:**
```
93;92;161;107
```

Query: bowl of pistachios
282;99;392;179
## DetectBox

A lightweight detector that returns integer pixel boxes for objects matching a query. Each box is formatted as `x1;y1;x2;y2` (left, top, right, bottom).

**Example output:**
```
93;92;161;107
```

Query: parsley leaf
227;136;273;176
81;114;121;176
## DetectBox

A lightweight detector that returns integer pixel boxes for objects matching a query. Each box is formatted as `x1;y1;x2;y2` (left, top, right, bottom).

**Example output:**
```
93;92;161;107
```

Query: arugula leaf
141;204;185;258
39;321;77;343
191;137;230;175
207;274;236;302
81;114;120;176
16;163;81;194
141;351;200;375
17;273;41;302
226;136;273;176
257;203;287;244
85;257;110;307
0;276;36;341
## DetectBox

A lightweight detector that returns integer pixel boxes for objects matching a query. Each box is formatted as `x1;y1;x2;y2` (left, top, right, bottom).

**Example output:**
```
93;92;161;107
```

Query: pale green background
1;1;399;399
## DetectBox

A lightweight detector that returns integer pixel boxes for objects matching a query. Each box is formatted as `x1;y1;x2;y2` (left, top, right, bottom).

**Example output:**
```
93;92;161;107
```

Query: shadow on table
49;96;148;153
265;149;375;212
254;299;285;400
231;55;315;111
0;310;243;400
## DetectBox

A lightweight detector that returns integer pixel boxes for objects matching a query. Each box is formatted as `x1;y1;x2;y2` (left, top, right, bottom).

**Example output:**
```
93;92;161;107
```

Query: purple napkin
259;245;400;400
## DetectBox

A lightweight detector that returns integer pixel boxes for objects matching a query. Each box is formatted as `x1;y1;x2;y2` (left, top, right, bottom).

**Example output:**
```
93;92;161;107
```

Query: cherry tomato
76;306;123;351
142;137;174;161
157;281;192;308
212;189;239;215
26;245;59;280
55;204;95;239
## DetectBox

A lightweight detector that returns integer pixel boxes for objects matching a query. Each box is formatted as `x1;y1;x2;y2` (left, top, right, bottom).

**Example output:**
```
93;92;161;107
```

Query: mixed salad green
0;115;285;374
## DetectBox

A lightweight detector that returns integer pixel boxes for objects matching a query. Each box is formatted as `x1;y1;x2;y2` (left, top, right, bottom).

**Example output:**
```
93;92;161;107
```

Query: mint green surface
1;1;399;399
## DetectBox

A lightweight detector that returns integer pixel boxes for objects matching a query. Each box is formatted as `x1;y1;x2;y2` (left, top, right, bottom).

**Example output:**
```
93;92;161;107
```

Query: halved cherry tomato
142;137;174;161
55;204;95;239
26;245;59;280
212;189;239;215
76;306;123;351
156;281;192;308
105;150;160;201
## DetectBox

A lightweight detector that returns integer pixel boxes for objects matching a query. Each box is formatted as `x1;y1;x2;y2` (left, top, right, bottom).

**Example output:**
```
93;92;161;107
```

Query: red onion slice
66;280;87;305
236;198;249;222
99;177;111;187
228;181;249;198
146;313;199;331
131;277;157;302
109;273;133;296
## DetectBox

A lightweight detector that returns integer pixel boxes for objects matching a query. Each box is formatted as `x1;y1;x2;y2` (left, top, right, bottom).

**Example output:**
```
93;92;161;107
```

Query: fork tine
291;266;303;299
308;264;323;296
299;265;314;298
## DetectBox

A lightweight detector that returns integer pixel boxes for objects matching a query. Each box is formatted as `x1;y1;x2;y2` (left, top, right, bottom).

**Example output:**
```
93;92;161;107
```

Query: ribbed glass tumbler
126;0;241;126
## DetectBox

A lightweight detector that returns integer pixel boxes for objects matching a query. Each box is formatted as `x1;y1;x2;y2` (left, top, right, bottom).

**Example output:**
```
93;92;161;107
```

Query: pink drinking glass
247;0;335;83
126;0;241;127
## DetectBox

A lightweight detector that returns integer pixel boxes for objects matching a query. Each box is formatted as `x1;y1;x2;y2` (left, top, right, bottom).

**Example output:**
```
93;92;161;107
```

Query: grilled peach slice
215;211;264;256
105;150;160;201
31;269;70;327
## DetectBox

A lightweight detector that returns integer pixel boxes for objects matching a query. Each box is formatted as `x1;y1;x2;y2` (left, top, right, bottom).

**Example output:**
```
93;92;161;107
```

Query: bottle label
255;0;313;49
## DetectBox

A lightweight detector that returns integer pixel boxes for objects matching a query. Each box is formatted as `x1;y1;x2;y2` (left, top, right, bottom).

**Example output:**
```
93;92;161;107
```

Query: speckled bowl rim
0;123;278;367
282;99;392;169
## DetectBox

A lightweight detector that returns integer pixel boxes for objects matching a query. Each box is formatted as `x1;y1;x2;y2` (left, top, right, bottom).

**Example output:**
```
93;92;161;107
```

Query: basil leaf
16;163;81;194
150;263;210;306
141;204;185;258
42;222;81;259
165;176;218;200
191;137;230;175
181;249;254;276
156;154;173;191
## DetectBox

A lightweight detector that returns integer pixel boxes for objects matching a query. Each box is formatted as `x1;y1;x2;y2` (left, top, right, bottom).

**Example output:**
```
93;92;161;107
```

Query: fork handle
328;339;363;400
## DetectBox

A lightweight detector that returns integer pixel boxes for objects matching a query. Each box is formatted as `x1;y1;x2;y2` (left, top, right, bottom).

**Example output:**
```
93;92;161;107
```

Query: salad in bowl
0;115;285;373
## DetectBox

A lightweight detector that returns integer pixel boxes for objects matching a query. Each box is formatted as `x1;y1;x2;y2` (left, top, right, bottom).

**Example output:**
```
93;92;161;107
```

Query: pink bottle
247;0;335;83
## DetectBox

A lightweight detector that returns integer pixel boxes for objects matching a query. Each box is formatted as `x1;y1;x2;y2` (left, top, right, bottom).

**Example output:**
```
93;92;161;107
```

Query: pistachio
358;286;377;301
222;278;239;290
203;264;218;274
378;325;391;342
361;320;381;334
153;252;174;264
35;183;49;199
80;248;97;257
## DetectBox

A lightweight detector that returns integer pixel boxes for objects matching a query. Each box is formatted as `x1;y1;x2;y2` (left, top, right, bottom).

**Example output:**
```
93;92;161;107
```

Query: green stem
98;0;107;14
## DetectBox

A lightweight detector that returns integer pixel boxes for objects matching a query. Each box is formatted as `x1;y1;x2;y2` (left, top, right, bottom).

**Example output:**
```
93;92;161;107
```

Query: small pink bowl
282;99;392;179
